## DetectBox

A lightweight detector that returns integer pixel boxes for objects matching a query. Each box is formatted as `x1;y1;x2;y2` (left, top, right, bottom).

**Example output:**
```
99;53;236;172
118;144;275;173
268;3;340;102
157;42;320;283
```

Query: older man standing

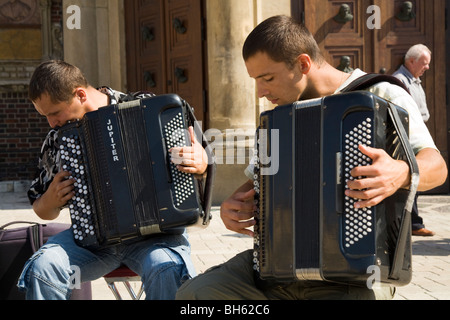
393;44;434;236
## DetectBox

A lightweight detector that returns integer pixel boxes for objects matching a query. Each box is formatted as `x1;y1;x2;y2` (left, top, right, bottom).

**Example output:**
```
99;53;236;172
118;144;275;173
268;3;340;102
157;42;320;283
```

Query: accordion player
57;94;215;248
253;91;419;287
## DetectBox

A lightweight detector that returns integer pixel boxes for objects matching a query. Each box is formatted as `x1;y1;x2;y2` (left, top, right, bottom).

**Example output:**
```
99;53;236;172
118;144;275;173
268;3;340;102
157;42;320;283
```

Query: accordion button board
163;112;196;207
60;135;97;244
342;117;374;253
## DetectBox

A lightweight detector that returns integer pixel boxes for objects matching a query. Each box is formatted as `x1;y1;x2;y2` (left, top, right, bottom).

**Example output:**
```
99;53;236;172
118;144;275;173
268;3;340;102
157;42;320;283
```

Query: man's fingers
346;194;385;209
220;187;258;236
235;189;256;202
221;210;256;237
188;126;197;145
358;144;381;160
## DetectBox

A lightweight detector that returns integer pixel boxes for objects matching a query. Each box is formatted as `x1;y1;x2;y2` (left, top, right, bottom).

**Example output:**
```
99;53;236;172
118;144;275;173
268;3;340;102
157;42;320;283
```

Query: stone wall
0;0;63;191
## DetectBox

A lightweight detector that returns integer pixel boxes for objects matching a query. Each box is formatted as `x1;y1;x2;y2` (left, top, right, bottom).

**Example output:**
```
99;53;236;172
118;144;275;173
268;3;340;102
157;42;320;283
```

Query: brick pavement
393;196;450;300
1;191;449;300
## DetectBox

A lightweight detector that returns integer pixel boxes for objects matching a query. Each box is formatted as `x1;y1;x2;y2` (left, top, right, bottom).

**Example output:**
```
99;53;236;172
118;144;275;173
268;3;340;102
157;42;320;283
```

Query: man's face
33;92;85;129
245;51;304;106
408;52;431;78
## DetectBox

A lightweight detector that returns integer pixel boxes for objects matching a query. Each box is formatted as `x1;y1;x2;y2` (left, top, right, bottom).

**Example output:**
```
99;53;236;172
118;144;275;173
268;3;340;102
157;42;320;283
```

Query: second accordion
253;91;419;287
57;94;215;248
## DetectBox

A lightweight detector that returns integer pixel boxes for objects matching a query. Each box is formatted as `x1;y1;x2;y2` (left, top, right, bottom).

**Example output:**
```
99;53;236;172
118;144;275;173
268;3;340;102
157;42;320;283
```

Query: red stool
103;265;144;300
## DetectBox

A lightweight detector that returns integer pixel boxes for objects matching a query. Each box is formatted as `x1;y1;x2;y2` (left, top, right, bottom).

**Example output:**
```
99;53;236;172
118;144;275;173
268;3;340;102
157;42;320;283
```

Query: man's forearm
415;148;448;191
32;196;61;221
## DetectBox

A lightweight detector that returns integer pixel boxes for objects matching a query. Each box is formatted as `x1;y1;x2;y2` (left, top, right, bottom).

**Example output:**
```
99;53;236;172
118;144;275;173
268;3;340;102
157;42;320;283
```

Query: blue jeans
17;229;196;300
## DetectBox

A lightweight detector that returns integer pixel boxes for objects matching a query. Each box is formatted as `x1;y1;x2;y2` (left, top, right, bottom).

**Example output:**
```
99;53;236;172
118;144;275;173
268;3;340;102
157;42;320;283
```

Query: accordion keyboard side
254;104;296;281
59;123;103;247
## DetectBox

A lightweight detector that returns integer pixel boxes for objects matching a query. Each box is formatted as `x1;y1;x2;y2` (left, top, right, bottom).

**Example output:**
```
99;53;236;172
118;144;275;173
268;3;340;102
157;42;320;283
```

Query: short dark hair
29;60;89;103
243;15;324;68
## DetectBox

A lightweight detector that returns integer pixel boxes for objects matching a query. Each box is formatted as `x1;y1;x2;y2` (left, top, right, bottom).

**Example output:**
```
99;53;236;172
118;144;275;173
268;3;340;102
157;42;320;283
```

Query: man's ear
296;54;312;74
405;57;416;68
74;88;88;104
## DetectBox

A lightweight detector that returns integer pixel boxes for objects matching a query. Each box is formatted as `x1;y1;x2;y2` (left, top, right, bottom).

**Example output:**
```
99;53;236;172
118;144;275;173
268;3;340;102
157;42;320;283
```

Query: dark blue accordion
253;91;419;287
58;94;214;248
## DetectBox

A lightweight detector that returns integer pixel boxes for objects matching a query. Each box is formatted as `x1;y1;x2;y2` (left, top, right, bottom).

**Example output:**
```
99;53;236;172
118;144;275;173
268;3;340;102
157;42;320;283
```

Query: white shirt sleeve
368;83;438;154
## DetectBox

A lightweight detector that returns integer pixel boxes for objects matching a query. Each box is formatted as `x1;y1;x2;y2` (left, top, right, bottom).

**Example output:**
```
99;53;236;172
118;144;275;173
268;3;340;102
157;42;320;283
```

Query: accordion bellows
253;91;419;286
58;94;214;248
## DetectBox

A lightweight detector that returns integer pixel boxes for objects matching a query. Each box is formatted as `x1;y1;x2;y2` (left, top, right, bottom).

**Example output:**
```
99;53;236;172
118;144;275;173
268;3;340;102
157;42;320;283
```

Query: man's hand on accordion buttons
345;145;410;209
170;126;208;175
50;171;76;207
220;183;257;237
34;171;75;220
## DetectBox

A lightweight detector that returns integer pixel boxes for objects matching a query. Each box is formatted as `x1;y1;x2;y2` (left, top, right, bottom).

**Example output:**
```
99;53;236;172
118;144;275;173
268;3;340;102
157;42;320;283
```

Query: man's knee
142;247;191;300
175;279;196;300
175;275;217;300
144;247;186;278
24;246;68;279
18;246;73;299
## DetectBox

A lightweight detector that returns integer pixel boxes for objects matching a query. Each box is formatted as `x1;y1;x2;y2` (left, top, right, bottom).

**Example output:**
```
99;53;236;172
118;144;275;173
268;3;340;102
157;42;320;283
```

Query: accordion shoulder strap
341;73;411;95
120;91;156;102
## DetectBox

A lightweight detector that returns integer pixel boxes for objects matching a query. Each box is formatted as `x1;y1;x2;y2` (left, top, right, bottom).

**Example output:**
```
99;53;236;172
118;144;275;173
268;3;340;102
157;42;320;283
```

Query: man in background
393;44;434;236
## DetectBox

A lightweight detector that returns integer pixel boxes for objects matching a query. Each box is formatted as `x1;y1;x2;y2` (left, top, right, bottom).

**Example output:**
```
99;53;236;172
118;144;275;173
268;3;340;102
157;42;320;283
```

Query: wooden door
301;0;373;74
292;0;449;193
125;0;207;124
